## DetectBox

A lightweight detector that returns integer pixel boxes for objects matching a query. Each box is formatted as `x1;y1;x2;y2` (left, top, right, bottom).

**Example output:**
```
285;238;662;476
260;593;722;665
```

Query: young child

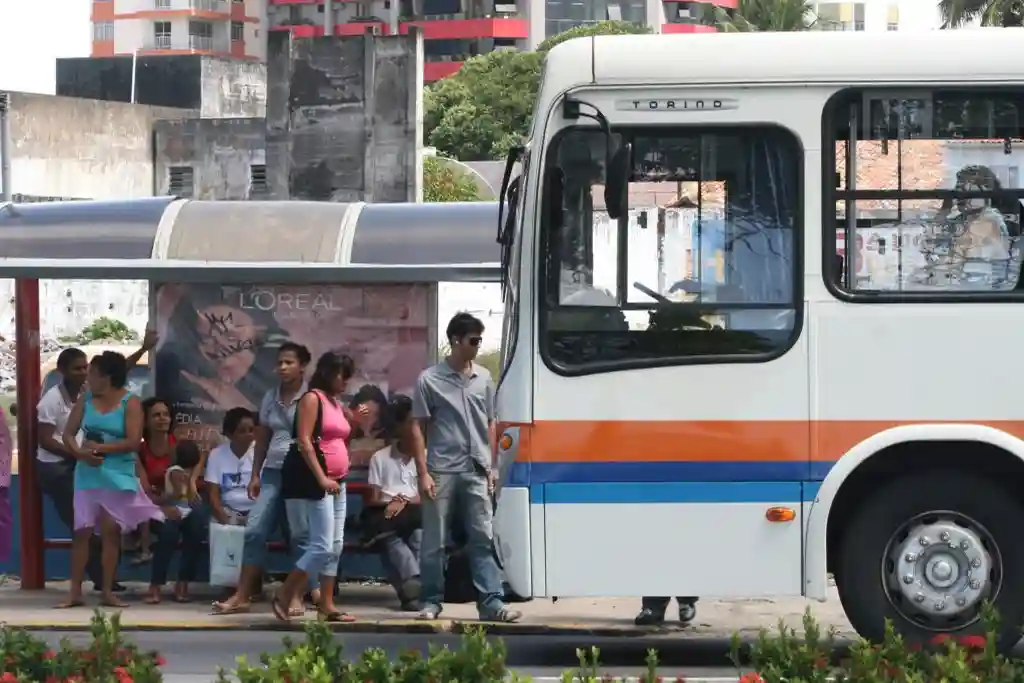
163;440;201;520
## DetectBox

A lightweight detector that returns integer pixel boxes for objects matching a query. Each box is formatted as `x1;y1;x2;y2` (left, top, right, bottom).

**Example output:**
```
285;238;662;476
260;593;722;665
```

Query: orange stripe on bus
512;420;1024;463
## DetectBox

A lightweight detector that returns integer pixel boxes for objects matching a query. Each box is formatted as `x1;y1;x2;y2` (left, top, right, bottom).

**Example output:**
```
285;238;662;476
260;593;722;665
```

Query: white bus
491;28;1024;647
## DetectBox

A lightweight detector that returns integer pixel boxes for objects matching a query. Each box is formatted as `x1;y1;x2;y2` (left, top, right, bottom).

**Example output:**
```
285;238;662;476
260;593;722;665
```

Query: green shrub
0;611;164;683
219;622;526;683
731;603;1018;683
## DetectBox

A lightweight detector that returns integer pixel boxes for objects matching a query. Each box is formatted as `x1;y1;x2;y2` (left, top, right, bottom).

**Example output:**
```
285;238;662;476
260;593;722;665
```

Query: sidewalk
0;577;857;638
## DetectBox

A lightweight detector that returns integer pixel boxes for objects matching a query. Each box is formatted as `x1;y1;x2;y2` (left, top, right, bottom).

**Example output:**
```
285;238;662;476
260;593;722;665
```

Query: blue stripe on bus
508;460;835;487
525;480;823;504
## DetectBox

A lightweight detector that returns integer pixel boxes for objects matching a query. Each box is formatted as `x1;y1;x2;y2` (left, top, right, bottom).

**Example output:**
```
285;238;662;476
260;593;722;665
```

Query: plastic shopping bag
209;522;246;587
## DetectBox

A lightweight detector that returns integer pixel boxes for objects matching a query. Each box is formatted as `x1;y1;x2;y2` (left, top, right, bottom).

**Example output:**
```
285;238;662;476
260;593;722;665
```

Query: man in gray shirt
411;312;521;623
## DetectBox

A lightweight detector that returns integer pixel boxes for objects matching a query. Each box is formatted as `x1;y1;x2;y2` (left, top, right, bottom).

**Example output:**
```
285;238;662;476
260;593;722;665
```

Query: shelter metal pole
1;91;44;589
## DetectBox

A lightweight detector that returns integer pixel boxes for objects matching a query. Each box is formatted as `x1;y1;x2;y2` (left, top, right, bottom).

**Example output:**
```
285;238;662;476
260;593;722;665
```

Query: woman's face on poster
195;304;262;382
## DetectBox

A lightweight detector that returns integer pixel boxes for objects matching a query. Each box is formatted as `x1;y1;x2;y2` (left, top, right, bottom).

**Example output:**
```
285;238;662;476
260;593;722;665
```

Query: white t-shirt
204;442;256;514
367;445;418;503
36;384;81;463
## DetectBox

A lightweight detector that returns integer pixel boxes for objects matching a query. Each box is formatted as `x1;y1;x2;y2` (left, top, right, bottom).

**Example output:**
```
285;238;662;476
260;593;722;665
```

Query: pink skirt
74;487;165;533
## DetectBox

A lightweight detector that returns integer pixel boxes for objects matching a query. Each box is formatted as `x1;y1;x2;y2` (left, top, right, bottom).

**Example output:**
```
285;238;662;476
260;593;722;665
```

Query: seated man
363;395;422;611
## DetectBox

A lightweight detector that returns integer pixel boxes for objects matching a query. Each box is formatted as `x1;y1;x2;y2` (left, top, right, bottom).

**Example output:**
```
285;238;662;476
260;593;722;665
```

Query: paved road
34;631;757;681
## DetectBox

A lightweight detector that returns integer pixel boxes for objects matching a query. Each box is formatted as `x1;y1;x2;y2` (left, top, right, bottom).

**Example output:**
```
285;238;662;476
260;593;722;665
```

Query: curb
12;619;688;636
14;620;448;634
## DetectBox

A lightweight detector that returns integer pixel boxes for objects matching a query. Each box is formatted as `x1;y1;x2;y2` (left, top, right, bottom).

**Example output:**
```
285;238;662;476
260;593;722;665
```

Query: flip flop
53;599;85;609
271;597;290;622
320;610;356;623
288;606;304;618
212;601;251;615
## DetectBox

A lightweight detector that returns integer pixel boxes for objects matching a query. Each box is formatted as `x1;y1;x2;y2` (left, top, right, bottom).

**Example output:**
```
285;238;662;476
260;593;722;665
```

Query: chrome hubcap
883;512;1000;631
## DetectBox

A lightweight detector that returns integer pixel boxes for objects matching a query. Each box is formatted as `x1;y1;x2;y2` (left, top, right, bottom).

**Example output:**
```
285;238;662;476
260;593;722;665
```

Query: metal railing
189;34;214;50
153;34;173;48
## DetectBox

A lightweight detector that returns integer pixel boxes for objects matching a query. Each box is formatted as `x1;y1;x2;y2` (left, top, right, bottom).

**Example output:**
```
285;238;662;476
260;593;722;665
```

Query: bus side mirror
604;142;631;220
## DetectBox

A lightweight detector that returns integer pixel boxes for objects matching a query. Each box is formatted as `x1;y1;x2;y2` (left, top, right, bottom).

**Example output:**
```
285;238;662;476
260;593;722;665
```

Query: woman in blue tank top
55;351;166;609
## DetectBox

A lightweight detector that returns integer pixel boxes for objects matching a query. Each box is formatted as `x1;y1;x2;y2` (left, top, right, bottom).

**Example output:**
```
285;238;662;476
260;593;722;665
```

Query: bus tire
835;469;1024;651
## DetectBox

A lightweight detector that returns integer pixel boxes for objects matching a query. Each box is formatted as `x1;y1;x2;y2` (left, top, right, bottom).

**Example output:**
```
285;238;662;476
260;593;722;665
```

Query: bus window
825;87;1024;296
539;125;802;373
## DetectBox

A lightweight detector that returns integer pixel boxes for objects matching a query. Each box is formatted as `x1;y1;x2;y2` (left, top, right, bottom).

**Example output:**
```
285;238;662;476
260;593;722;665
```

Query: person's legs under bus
215;474;282;613
275;496;332;620
636;597;673;625
145;518;181;603
460;472;520;622
418;473;456;620
318;487;355;621
677;596;698;624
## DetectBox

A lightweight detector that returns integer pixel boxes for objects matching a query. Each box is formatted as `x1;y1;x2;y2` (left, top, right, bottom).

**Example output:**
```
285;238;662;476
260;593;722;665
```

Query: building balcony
270;16;527;40
151;0;230;11
662;22;718;33
141;33;230;52
399;17;527;39
663;0;737;8
273;21;386;36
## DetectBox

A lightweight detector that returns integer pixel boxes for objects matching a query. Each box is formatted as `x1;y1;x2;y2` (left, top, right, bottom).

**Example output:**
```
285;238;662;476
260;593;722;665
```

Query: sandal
271;596;291;622
211;601;251;615
320;610;355;623
53;599;85;609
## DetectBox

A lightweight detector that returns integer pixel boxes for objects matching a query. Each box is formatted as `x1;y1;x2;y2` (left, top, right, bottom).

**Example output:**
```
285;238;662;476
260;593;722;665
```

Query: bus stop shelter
0;197;501;588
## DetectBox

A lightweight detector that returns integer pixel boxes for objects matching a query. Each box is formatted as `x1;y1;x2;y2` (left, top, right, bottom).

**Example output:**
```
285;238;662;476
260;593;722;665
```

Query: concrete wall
57;56;266;119
154;118;266;200
200;58;267;119
266;30;423;203
6;92;195;200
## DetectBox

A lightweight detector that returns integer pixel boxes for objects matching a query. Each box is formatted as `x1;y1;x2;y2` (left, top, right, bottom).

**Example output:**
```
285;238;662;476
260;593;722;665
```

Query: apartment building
93;0;952;85
265;0;735;80
91;0;266;61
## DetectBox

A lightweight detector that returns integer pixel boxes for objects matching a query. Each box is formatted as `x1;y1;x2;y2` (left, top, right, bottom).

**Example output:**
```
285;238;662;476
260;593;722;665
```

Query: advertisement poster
153;283;431;468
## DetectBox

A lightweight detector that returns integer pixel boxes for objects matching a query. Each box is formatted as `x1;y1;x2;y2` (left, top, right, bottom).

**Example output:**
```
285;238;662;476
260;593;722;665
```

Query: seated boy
364;395;422;611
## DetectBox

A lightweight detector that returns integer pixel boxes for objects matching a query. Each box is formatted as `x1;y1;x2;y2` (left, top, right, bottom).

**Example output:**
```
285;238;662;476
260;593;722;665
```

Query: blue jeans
241;467;288;567
285;483;346;579
150;504;210;586
420;471;504;618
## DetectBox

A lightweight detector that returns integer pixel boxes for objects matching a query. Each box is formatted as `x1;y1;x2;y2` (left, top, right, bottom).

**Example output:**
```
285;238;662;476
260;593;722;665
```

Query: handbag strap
290;390;324;443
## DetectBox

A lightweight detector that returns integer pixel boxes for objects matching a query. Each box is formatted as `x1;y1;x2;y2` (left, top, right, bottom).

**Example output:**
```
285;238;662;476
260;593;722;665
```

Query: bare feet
144;587;162;604
101;594;130;608
173;582;191;603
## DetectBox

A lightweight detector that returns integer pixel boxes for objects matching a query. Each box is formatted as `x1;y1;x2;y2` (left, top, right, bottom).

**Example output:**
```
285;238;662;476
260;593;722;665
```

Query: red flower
956;635;986;650
739;673;765;683
155;655;166;666
815;657;828;669
43;650;56;660
0;672;18;683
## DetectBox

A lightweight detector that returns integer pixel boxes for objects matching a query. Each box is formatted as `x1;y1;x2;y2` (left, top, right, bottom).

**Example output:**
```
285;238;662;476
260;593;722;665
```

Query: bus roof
542;29;1024;89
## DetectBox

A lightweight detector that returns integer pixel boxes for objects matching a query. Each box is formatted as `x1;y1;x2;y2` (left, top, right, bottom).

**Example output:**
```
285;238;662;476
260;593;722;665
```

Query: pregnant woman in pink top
275;351;370;622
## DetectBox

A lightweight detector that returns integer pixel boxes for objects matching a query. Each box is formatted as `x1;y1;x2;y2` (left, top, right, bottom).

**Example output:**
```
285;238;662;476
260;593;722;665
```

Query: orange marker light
765;507;796;523
499;434;514;451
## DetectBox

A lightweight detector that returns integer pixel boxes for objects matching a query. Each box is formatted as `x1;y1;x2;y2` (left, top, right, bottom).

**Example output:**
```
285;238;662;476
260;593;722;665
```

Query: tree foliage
424;21;651;161
938;0;1023;27
716;0;818;31
422;156;482;202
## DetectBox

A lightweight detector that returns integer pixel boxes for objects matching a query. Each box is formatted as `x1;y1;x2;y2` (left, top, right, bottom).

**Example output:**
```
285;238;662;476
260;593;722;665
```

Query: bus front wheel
835;469;1024;651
